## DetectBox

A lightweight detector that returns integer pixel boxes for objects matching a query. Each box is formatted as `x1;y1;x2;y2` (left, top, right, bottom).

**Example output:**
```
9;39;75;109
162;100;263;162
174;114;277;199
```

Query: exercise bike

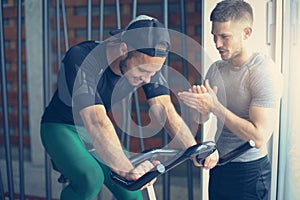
110;140;255;199
54;140;255;199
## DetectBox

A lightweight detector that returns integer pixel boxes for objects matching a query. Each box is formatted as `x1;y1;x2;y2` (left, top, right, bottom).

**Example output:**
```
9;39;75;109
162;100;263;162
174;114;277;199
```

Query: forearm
164;107;197;149
166;121;197;149
212;102;271;148
89;121;133;176
192;109;210;124
80;106;133;176
149;95;197;149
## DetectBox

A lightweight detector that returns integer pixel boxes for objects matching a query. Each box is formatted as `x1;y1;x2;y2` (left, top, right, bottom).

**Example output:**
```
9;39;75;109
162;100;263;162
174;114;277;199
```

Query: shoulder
210;60;229;71
64;41;101;61
247;53;282;83
206;60;227;77
248;53;283;96
247;53;274;72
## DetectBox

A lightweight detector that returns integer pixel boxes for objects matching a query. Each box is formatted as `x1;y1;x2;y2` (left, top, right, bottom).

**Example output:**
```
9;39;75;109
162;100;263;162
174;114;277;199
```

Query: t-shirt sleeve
58;43;103;111
142;71;170;99
249;58;282;108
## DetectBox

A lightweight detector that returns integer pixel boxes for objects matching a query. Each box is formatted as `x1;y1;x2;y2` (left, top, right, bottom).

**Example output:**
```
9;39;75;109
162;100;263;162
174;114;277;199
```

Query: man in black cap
40;15;218;200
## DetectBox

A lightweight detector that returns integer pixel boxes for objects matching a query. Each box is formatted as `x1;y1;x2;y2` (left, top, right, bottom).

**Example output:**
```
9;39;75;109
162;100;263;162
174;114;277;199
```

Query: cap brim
109;29;124;36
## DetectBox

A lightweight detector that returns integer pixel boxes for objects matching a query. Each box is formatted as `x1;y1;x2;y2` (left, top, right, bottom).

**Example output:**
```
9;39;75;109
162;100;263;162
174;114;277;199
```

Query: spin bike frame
111;140;255;191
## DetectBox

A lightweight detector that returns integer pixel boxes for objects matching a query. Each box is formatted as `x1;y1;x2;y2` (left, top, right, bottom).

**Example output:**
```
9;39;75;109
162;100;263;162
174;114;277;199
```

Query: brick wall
0;0;30;148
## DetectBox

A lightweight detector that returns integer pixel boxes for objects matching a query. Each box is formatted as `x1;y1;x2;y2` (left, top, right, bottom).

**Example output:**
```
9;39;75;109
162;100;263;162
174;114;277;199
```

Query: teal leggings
40;123;143;200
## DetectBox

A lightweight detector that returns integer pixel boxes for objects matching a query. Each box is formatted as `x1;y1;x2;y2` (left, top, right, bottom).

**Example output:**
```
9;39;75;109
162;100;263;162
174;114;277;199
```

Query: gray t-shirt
206;52;281;162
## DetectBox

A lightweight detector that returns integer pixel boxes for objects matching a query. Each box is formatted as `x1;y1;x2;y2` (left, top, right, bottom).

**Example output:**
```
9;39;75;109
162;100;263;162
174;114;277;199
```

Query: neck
230;47;253;67
106;43;123;76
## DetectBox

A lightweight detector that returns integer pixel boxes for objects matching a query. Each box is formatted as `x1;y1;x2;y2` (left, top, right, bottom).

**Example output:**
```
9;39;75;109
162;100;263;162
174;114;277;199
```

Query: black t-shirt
41;40;170;125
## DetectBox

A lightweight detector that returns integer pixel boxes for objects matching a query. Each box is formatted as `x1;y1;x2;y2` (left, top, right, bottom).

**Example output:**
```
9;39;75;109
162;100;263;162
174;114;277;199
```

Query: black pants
209;156;271;200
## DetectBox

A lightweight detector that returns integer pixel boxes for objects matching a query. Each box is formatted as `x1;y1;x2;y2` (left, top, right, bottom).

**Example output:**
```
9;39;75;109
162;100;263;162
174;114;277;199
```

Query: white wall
278;0;300;199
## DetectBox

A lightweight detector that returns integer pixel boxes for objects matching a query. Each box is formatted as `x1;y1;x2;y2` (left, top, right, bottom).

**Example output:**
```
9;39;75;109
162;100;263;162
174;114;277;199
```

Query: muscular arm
179;80;279;148
147;95;197;149
148;95;218;169
213;102;278;148
80;105;165;188
80;105;134;176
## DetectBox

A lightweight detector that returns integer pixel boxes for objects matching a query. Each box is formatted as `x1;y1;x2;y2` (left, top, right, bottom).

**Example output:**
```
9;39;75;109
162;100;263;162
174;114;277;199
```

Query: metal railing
1;0;23;199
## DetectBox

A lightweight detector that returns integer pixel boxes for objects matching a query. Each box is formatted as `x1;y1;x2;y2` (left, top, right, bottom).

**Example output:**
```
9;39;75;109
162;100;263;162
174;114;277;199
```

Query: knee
80;166;104;195
68;165;104;199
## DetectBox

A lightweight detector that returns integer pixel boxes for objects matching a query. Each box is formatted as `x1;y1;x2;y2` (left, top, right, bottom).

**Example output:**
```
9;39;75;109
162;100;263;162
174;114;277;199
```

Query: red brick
3;6;25;19
4;26;26;40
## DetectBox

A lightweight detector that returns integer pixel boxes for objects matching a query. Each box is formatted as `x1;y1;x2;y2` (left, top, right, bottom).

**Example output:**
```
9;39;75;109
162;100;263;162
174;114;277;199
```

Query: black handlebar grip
218;140;255;166
194;141;217;165
111;164;165;191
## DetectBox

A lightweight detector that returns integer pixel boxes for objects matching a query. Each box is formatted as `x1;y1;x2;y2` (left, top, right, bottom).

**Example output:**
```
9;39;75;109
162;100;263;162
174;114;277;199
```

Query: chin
221;55;230;61
130;80;142;86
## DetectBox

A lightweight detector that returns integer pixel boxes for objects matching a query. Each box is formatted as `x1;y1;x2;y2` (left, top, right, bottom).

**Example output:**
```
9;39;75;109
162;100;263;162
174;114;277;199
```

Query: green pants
40;123;143;200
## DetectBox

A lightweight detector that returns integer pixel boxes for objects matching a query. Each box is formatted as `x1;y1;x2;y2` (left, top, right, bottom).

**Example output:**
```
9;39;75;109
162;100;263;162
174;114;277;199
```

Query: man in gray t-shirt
178;0;282;199
205;53;281;162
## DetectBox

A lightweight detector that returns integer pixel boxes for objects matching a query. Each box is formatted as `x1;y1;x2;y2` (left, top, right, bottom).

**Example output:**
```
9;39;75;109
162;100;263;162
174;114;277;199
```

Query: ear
243;26;252;40
119;42;128;56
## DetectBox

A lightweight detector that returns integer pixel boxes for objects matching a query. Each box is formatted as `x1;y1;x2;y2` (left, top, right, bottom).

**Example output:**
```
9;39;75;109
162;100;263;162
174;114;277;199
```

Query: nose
140;75;151;83
214;36;223;49
140;72;155;83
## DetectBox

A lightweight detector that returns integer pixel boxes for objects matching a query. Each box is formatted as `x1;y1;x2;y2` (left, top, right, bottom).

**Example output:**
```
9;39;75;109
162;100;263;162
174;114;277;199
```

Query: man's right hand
124;160;161;190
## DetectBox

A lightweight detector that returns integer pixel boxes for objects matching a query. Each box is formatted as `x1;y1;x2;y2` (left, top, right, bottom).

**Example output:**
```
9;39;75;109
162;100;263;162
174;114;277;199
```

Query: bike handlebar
111;140;255;191
218;140;255;166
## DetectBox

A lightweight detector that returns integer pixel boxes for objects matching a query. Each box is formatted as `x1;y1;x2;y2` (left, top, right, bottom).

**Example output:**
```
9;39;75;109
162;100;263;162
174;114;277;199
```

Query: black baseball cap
109;15;170;57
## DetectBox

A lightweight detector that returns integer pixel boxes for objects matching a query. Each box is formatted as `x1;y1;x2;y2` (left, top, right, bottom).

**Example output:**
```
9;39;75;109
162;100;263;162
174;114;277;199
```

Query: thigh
255;160;271;200
209;157;271;200
41;123;142;200
41;123;91;165
209;166;229;200
209;165;251;200
40;123;102;182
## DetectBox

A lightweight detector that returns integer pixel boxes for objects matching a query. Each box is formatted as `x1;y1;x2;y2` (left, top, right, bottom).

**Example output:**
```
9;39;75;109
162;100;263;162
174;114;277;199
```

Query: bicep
249;105;277;141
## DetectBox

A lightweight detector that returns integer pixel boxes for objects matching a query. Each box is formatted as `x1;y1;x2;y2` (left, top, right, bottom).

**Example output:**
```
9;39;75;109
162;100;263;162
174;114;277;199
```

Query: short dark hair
210;0;253;25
